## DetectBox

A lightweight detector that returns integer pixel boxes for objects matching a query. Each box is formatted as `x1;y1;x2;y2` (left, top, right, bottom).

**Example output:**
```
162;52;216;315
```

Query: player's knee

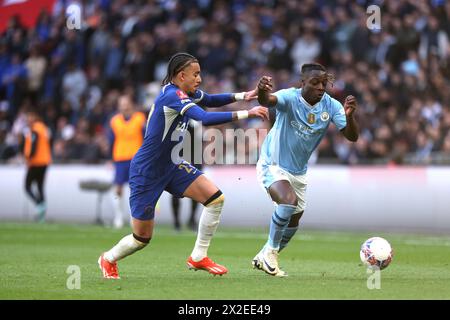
203;190;224;207
288;211;304;227
279;192;297;207
132;233;151;249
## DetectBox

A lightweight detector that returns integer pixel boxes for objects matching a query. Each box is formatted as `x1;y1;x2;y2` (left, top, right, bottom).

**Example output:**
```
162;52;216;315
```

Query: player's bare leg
99;218;152;279
183;175;228;275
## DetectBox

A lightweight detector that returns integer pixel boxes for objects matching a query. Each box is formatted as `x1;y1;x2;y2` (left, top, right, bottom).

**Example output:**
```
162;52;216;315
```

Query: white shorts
256;159;307;213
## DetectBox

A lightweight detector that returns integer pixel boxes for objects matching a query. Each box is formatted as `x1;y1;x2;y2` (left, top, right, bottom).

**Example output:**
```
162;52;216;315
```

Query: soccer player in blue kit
252;63;359;277
98;53;268;278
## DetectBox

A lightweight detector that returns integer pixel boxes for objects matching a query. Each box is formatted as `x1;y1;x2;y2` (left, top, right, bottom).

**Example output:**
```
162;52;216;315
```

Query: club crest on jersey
320;112;330;121
176;90;189;100
307;113;315;124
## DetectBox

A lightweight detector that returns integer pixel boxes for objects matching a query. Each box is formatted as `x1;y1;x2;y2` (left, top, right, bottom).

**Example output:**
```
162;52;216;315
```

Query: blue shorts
129;161;203;220
114;160;131;185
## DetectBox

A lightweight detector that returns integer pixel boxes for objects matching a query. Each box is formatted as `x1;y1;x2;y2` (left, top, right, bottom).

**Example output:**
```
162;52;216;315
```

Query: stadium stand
0;0;449;165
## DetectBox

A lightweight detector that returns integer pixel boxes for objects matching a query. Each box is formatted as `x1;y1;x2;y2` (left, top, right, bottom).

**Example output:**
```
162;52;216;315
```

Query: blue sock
279;226;298;252
267;204;297;250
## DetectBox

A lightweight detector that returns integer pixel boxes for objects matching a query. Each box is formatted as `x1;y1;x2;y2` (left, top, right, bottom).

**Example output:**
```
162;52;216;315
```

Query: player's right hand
248;105;269;121
257;76;273;92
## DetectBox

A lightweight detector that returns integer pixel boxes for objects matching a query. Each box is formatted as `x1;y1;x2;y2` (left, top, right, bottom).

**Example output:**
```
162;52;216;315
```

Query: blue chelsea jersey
131;84;203;178
259;88;347;175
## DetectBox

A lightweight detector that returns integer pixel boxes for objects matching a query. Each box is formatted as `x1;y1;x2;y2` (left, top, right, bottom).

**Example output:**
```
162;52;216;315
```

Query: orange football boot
186;256;228;276
98;254;120;279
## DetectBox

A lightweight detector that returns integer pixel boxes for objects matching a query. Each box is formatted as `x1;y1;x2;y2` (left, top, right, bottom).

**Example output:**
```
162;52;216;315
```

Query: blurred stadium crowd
0;0;450;165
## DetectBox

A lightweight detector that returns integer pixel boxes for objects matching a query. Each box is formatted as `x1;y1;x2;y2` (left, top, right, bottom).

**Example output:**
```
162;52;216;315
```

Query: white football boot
252;247;288;277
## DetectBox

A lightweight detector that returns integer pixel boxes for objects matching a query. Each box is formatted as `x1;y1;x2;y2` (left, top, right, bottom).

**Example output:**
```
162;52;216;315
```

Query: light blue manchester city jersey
259;88;347;175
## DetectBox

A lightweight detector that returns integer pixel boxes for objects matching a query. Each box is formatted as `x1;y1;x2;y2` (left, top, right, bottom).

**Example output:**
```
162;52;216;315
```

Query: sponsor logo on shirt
291;121;315;134
176;90;189;99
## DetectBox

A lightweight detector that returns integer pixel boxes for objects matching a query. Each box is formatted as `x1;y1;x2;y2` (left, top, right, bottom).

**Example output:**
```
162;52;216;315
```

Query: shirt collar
299;89;323;109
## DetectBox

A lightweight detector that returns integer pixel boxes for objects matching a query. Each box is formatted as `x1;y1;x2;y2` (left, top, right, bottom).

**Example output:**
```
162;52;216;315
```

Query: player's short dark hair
301;62;335;84
162;52;198;86
301;63;326;74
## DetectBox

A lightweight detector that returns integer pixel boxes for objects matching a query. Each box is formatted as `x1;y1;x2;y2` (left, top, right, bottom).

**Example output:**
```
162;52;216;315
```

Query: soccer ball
359;237;393;270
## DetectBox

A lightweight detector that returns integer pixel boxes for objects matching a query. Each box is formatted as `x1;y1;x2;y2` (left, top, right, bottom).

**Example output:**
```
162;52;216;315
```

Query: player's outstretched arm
194;88;258;108
340;95;359;142
257;76;277;108
185;104;268;126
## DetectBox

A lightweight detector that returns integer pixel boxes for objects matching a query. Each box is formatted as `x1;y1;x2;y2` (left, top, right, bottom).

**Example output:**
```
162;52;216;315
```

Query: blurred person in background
108;94;146;229
23;109;52;222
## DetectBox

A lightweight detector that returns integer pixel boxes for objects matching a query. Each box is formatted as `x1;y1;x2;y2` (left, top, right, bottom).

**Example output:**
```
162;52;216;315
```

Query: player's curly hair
162;52;198;86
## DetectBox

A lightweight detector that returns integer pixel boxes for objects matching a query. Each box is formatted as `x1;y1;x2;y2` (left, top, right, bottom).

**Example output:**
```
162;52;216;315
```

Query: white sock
104;234;147;262
112;194;124;227
190;195;224;262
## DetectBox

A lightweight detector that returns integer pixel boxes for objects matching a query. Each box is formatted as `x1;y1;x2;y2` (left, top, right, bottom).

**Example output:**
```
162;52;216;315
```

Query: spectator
24;45;47;104
61;60;87;115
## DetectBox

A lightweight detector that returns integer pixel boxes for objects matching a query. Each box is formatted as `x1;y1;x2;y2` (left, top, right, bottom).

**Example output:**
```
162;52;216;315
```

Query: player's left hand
244;88;258;101
344;95;357;117
248;105;269;121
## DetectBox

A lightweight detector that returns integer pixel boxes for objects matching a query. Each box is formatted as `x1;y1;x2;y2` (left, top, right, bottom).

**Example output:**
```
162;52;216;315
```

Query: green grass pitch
1;222;449;300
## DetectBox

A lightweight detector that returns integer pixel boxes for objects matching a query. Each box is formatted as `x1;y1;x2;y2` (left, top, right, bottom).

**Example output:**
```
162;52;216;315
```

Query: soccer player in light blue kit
98;53;268;279
252;63;359;277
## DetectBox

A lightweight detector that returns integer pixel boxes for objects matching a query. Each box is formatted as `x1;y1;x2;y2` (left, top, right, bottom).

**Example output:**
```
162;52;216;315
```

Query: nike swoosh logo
263;258;276;273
